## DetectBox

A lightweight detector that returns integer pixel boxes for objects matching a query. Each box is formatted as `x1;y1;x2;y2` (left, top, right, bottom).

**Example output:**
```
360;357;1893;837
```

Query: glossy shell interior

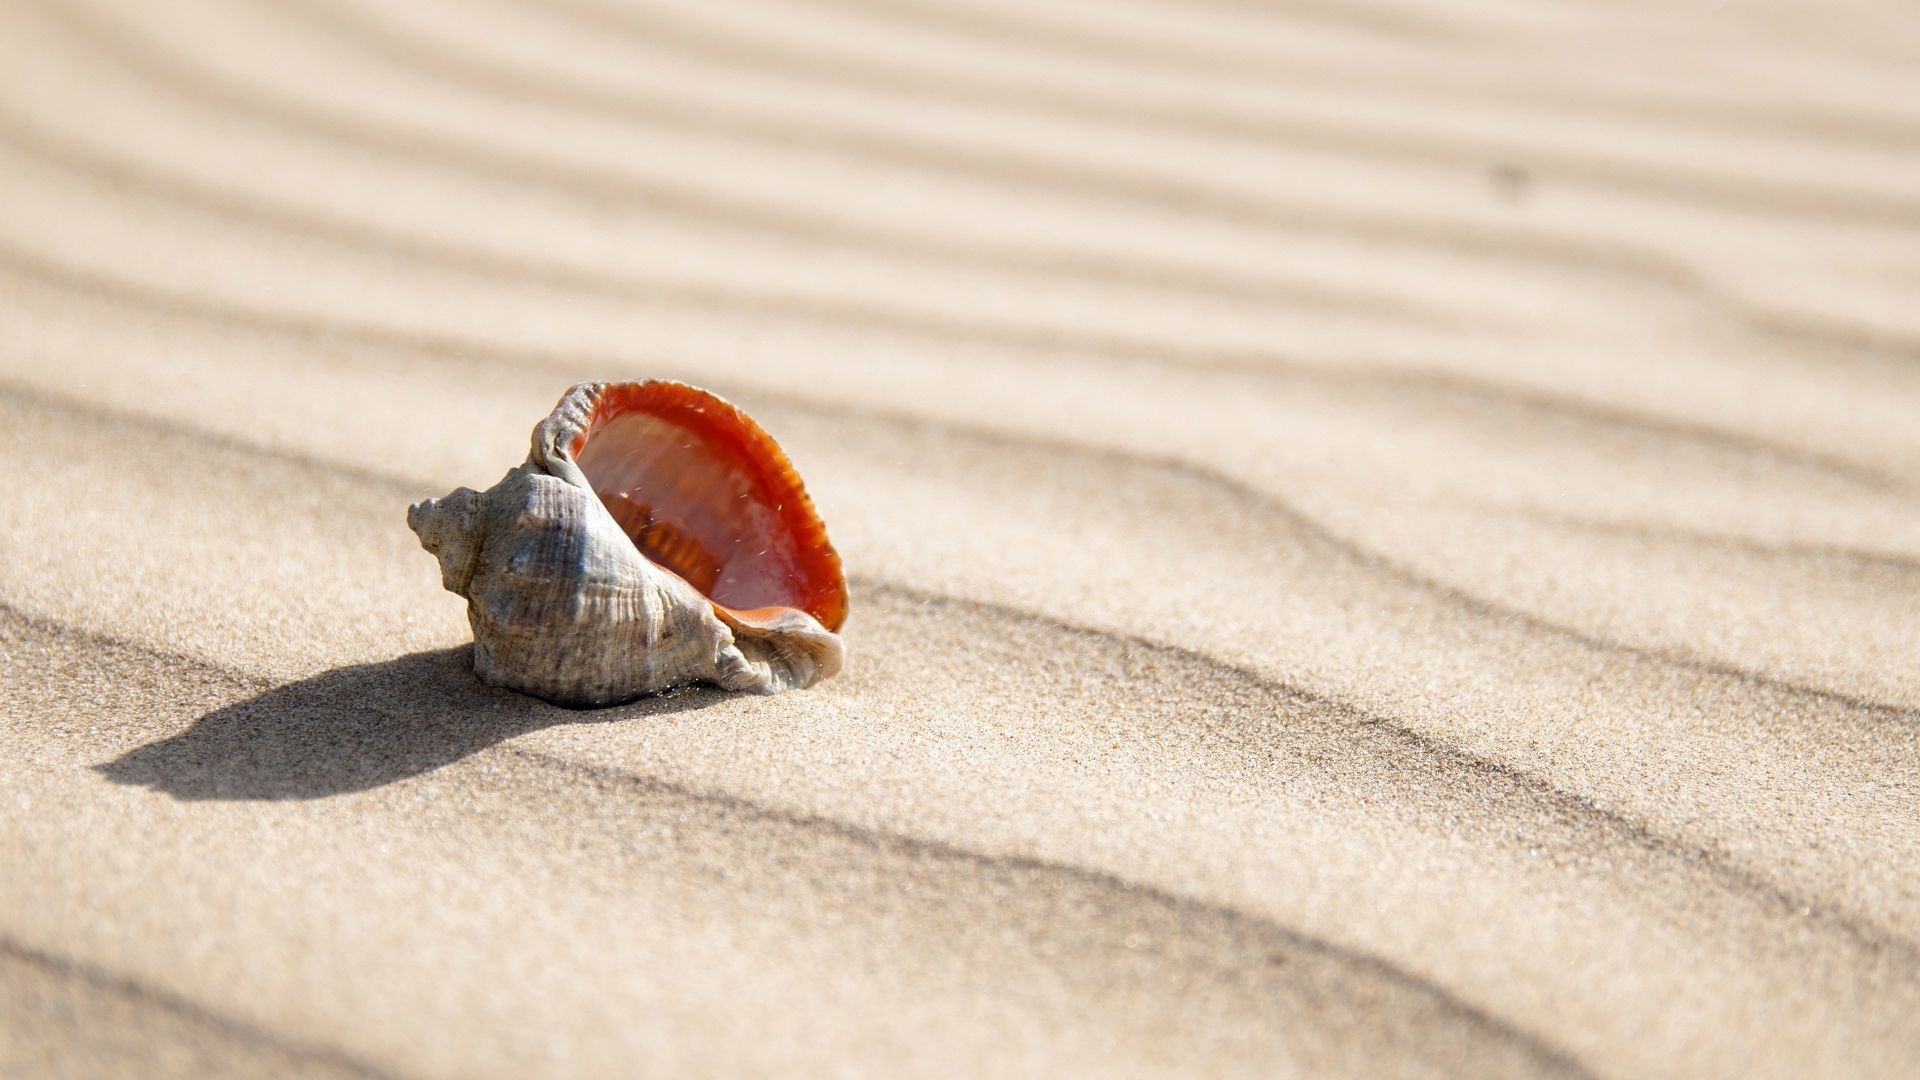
569;381;848;633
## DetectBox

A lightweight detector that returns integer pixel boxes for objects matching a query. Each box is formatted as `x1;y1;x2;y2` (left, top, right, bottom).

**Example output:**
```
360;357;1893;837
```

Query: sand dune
3;0;1917;1076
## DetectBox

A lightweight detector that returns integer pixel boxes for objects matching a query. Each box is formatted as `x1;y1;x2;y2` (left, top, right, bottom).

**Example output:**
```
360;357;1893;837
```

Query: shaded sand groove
1;241;1914;726
6;643;1589;1079
2;260;1918;933
5;0;1920;1075
0;936;392;1080
23;0;1920;366
3;25;1917;471
0;239;1914;713
1;221;1915;700
13;0;1496;323
554;0;1920;154
15;0;1920;457
0;377;1901;962
261;0;1920;235
0;161;1893;495
5;607;1591;1078
515;0;1920;149
290;0;1920;230
11;374;1920;1068
1496;505;1920;580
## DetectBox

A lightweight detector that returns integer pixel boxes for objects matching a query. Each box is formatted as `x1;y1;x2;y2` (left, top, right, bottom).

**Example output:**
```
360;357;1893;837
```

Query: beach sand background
2;0;1918;1076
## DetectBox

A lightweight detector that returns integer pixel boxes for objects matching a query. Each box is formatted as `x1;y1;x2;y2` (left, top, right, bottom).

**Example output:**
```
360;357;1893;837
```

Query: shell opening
560;382;848;634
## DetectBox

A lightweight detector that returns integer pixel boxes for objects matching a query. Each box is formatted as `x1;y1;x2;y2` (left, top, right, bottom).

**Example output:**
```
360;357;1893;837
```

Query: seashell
407;380;847;707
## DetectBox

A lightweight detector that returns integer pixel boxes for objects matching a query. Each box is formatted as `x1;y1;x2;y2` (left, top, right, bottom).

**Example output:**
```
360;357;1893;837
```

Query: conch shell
407;381;847;706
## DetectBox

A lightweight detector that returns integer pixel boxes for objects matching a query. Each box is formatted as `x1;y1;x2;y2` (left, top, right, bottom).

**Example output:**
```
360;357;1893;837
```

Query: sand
2;0;1918;1076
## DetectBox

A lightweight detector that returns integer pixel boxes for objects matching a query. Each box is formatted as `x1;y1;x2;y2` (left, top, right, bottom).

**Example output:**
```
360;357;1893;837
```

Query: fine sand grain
3;0;1918;1076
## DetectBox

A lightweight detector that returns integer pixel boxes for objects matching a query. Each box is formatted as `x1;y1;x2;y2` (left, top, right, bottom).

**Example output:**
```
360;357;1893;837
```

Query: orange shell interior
569;381;848;632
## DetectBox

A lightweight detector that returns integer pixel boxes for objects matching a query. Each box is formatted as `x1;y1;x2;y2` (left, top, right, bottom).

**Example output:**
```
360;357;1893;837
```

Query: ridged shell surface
408;381;846;707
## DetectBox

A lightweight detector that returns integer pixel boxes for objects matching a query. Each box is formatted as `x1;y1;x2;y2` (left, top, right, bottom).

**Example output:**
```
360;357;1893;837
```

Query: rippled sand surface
3;1;1918;1076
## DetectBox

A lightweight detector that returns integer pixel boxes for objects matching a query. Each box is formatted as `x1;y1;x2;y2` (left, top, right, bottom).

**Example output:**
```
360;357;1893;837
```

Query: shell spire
408;380;847;707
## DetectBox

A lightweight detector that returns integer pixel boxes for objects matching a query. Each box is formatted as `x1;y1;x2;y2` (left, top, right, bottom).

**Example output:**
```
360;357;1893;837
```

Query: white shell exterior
407;389;844;707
